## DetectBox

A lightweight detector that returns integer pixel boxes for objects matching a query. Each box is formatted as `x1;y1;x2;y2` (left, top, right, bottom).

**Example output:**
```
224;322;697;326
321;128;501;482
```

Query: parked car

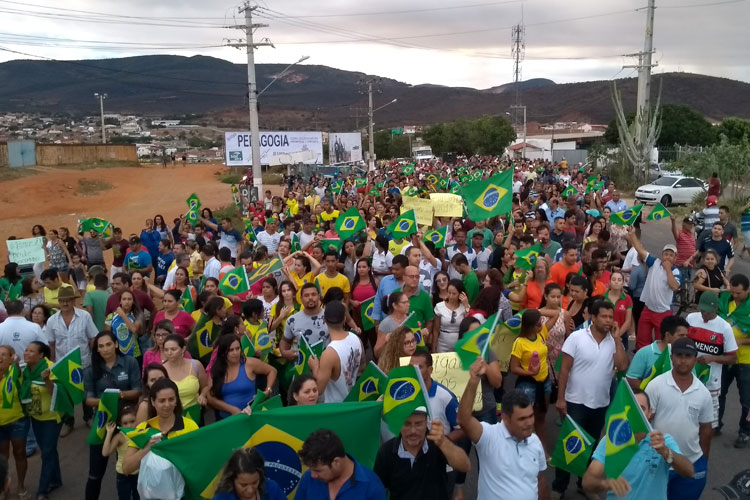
635;175;707;206
646;163;682;182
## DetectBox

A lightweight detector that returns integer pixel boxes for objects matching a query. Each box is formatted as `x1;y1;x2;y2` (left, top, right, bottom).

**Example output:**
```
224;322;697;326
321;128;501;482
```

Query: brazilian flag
603;379;651;478
386;209;418;239
286;336;324;379
402;163;415;175
610;205;644;226
290;233;301;253
369;187;380;198
152;402;383;500
383;365;431;435
242;220;258;245
423;226;447;249
462;170;513;222
514;243;542;271
119;426;161;449
319;239;343;254
179;287;195;313
438;177;450;190
345;361;387;402
402;312;426;347
550;415;595;476
185;206;200;226
402;186;418;197
188;314;219;365
360;296;376;331
472;170;483;180
646;202;671;221
355;178;367;188
562;185;578;198
186;193;201;210
247;257;283;287
249;390;283;412
454;312;499;369
1;363;19;409
218;266;249;296
79;217;112;236
242;321;273;361
87;388;120;445
426;174;438;186
450;183;462;195
49;347;85;405
335;207;365;240
640;346;671;389
331;180;343;195
459;174;473;185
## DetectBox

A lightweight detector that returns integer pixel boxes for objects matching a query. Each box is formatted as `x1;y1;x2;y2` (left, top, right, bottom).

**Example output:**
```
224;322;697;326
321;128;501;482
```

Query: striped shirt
675;229;696;267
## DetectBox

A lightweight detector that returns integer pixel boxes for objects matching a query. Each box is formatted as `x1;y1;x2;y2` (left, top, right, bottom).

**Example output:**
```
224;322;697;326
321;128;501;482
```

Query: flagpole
400;311;416;327
481;313;502;359
624;380;654;432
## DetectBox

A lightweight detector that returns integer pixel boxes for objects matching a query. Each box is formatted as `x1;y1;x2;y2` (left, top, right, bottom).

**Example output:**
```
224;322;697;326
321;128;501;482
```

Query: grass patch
217;172;243;184
212;205;243;230
77;178;113;196
56;160;143;170
0;167;40;182
216;165;284;185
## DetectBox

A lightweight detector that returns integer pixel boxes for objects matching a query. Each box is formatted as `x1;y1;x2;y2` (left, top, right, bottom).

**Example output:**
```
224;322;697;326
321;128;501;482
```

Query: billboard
224;131;324;167
329;132;363;163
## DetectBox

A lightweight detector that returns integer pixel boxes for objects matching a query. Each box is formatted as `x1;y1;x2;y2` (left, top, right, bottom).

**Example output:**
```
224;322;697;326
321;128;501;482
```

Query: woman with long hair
483;268;513;323
84;331;142;500
142;320;192;375
377;326;418;374
147;266;195;302
206;335;277;419
152;290;196;338
161;334;208;424
45;229;72;283
0;263;23;302
350;258;379;351
605;271;633;347
268;281;300;346
520;258;551;310
468;287;501;323
510;309;550;453
565;275;591;329
129;270;149;296
20;276;44;315
431;271;450;307
432;280;470;353
152;214;174;246
122;378;199;475
282;252;321;302
0;345;29;498
259;278;279;323
374;292;411;358
693;248;729;302
136;363;169;423
287;374;318;406
22;341;62;500
213;447;286;500
58;227;78;257
538;283;569;371
340;240;358;282
105;289;144;359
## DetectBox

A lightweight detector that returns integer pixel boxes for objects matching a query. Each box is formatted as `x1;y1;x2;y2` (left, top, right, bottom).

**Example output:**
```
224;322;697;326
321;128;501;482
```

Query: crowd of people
0;155;747;500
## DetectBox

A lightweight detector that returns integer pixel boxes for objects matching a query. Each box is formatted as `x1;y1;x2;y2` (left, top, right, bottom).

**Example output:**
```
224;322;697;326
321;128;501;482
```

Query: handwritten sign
401;197;434;227
401;352;482;411
430;193;463;217
6;237;45;265
491;325;518;372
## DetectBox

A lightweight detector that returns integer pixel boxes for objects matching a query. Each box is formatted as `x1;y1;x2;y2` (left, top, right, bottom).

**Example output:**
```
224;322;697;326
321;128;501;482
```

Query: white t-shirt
561;327;616;409
512;180;523;194
371;250;393;275
296;231;315;250
640;254;682;313
434;302;467;353
203;257;221;280
446;245;477;280
686;312;738;391
622;247;641;272
0;316;48;359
475;421;546;500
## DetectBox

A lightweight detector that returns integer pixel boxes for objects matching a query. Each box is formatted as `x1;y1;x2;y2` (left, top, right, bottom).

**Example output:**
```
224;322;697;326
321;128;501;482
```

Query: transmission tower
511;23;525;108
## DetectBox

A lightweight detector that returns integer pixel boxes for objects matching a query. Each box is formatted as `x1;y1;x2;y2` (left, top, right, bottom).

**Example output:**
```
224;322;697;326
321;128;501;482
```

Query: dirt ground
0;163;278;262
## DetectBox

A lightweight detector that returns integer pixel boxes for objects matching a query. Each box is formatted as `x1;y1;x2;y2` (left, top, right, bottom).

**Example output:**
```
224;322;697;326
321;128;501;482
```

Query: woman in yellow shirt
22;341;62;499
510;308;551;454
0;345;29;498
122;378;199;475
282;252;321;303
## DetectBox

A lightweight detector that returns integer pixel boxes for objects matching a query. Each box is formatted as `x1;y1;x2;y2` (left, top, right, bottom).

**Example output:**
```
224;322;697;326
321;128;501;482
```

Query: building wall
0;143;7;168
35;144;137;166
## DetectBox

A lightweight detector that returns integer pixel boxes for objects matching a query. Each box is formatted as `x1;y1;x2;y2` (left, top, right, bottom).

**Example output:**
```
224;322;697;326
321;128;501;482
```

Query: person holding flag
0;345;29;500
582;389;694;499
626;316;689;390
645;338;714;500
279;283;329;362
409;350;461;442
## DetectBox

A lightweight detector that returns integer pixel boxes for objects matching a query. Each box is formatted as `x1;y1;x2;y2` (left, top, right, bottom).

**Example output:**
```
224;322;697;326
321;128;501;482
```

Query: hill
1;55;749;130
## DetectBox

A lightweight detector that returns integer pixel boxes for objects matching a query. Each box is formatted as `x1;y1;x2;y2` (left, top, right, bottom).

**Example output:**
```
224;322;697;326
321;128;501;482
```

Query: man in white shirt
296;218;316;251
0;300;47;358
553;300;629;496
446;230;476;280
646;337;714;500
202;244;221;280
162;253;190;291
459;360;548;500
686;291;738;428
256;218;282;255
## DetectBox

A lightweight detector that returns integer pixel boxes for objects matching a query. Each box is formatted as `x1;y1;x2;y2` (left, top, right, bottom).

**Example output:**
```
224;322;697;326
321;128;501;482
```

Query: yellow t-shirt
286;199;299;216
191;297;232;322
389;239;409;256
291;271;315;303
728;302;750;364
0;366;24;426
314;272;351;299
304;195;321;211
43;283;73;307
320;210;340;223
28;360;60;423
127;415;199;448
511;326;549;382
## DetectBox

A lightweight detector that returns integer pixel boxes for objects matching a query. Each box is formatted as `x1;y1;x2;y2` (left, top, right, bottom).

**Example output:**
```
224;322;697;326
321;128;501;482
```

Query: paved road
8;219;750;500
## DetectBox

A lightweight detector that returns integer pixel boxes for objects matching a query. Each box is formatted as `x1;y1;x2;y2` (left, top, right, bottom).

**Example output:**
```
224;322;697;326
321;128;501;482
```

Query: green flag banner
335;207;366;240
79;218;113;236
119;426;161;449
402;312;426;347
249;390;283;413
423;226;448;249
610;205;644;226
383;365;431;435
344;361;387;402
188;314;219;364
360;296;376;331
247;257;283;287
550;414;595;476
152;402;383;500
87;388;120;445
49;347;85;405
454;313;499;370
402;163;415;175
640;346;671;389
1;363;19;410
645;203;671;221
462;170;513;221
386;209;418;239
319;239;343;254
562;185;578;198
285;336;324;379
603;379;651;478
179;287;195;313
218;266;250;296
186;193;201;210
514;243;542;271
369;187;380;198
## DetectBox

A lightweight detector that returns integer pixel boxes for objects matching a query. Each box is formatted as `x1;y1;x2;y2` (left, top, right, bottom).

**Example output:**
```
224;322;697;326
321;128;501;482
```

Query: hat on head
585;209;601;217
57;286;80;301
323;300;347;324
412;406;429;416
129;236;140;245
706;195;718;207
698;291;719;313
671;337;698;357
682;216;695;225
662;244;677;253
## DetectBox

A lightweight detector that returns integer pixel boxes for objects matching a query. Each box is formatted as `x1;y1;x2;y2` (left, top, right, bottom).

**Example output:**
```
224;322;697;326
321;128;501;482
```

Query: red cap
706;195;718;207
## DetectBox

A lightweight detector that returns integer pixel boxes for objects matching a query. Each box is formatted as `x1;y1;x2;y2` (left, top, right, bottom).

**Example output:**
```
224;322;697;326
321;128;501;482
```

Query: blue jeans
31;419;62;496
116;473;140;500
719;363;750;435
668;454;707;500
26;424;37;456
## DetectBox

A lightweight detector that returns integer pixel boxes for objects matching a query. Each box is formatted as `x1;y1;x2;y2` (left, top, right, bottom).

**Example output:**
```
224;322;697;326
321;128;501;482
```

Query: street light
258;55;310;97
94;92;107;144
368;96;398;172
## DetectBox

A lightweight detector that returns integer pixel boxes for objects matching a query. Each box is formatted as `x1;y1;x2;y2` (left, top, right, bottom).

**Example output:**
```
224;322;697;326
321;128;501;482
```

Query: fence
0;142;138;167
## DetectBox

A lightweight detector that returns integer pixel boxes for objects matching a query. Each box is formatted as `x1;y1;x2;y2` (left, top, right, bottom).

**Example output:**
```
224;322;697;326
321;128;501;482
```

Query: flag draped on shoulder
645;202;671;221
610;205;644;226
423;226;448;249
461;170;513;221
603;379;651;478
550;415;595;476
152;402;383;500
119;426;161;449
87;388;120;445
345;361;388;402
334;207;365;240
386;209;418;239
383;365;431;435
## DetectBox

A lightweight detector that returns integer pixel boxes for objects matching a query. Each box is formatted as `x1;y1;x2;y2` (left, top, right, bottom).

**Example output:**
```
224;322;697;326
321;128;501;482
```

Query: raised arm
457;358;486;444
625;227;649;263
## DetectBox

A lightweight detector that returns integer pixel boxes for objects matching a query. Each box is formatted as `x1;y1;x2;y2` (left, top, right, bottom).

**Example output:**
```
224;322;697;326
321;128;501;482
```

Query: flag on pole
402;164;415;175
344;361;388;402
87;388;120;445
244;323;273;361
249;390;283;412
185;207;200;226
402;312;426;347
48;347;85;405
355;178;367;188
610;205;644;226
0;363;19;409
290;233;301;253
454;313;499;369
461;170;513;221
514;243;543;271
426;174;438;186
186;193;201;211
386;209;418;239
402;186;418;197
639;346;671;389
335;207;366;240
218;266;250;296
360;297;376;330
645;202;671;221
562;185;579;198
331;180;344;195
603;379;652;478
383;365;431;435
550;415;595;476
286;336;324;378
319;239;343;254
188;314;219;364
423;226;448;249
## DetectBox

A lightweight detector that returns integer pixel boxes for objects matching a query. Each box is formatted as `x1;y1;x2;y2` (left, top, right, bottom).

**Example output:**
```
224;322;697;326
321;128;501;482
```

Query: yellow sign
430;193;463;217
400;352;482;411
491;324;518;372
401;197;434;227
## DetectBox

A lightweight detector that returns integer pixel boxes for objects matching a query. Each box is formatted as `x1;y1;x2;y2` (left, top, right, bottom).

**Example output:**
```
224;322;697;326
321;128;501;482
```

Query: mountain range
1;55;749;130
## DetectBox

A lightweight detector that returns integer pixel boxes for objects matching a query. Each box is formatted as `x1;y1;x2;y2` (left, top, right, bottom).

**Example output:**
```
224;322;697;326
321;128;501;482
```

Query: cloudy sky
0;0;747;88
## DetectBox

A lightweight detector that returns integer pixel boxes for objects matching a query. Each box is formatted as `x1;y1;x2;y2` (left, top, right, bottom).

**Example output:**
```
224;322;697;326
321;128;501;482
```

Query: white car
635;175;707;206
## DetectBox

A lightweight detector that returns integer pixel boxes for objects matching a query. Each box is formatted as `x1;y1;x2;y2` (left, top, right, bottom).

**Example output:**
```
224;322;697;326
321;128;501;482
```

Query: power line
0;0;232;20
263;0;525;18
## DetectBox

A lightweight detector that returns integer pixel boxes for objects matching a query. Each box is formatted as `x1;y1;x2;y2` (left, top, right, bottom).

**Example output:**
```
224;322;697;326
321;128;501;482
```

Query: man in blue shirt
545;197;565;223
371;255;408;323
296;429;386;500
124;236;153;276
604;190;628;214
155;238;174;282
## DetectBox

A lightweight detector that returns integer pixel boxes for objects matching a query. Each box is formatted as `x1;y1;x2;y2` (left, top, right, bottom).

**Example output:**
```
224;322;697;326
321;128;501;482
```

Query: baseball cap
323;301;347;324
662;244;677;253
698;291;719;313
129;236;140;245
671;337;698;357
707;195;718;207
412;406;429;416
585;209;601;217
682;216;695;225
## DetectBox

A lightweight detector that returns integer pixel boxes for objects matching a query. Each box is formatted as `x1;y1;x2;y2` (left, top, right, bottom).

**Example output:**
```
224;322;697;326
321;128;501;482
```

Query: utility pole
368;82;375;172
635;0;656;173
227;2;272;196
94;92;107;144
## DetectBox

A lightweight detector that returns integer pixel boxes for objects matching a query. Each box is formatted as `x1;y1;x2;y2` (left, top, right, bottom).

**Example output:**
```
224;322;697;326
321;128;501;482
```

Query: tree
423;123;448;155
657;104;716;148
604;114;634;145
388;135;411;158
373;130;391;160
672;135;750;198
716;118;750;145
470;115;516;155
422;115;514;156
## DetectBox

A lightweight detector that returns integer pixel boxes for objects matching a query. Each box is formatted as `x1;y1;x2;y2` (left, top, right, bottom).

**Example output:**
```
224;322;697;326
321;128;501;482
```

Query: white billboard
224;131;324;166
329;132;363;163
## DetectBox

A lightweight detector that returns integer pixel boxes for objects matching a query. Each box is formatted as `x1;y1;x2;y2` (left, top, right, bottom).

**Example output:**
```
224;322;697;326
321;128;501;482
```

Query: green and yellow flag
423;226;448;249
610;205;644;226
386;209;418;239
241;322;273;361
286;336;324;379
562;185;579;198
335;207;366;240
247;257;283;287
188;314;219;364
640;346;671;389
319;239;343;254
462;170;513;221
249;390;283;413
454;313;499;370
603;379;651;478
550;415;595;476
514;243;543;271
369;187;380;198
383;365;431;435
646;203;671;221
119;426;161;449
290;233;301;253
402;186;418;197
218;266;250;296
185;207;200;226
1;363;19;409
360;296;376;331
79;218;113;236
186;193;201;211
49;347;85;405
402;312;426;347
355;178;367;188
179;287;195;313
344;361;387;403
402;164;415;175
87;388;120;445
695;363;711;385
